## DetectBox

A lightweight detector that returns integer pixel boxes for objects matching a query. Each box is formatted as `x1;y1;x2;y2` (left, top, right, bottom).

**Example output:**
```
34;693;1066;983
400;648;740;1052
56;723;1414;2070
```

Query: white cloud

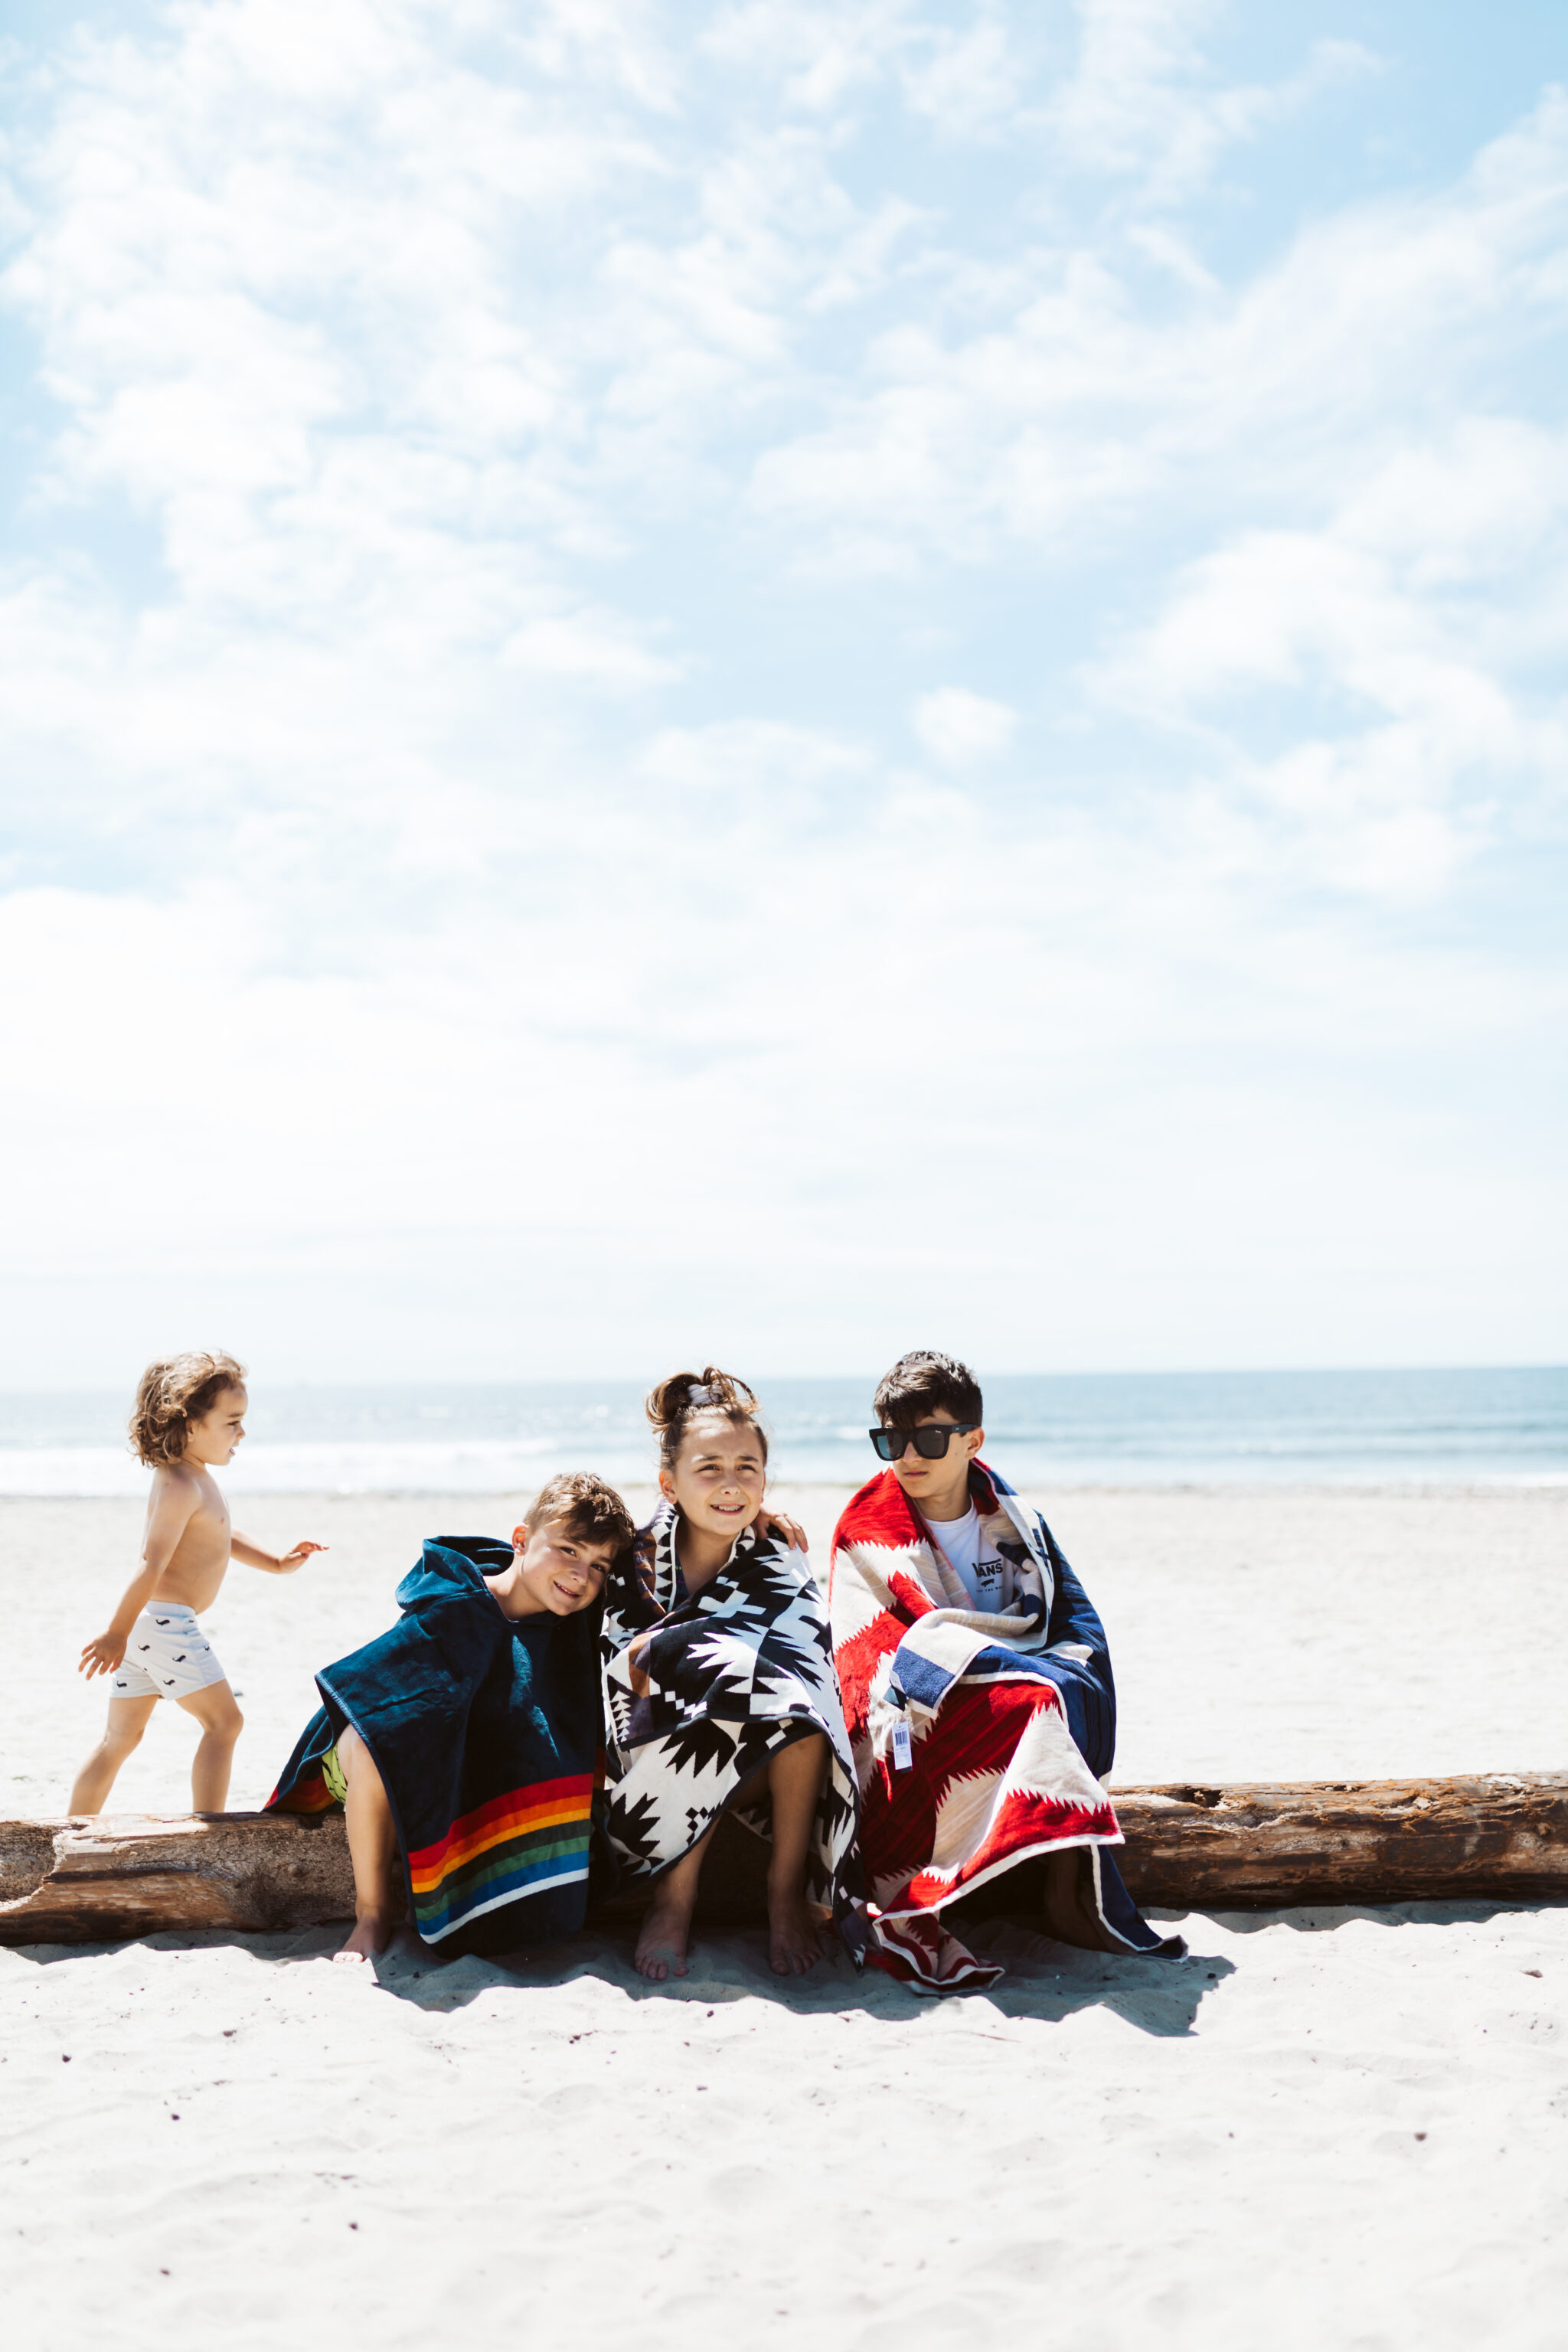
912;686;1017;766
1093;413;1568;899
1046;1;1377;204
501;611;681;685
751;92;1568;572
701;0;918;113
901;8;1027;141
639;720;873;795
0;2;1562;1377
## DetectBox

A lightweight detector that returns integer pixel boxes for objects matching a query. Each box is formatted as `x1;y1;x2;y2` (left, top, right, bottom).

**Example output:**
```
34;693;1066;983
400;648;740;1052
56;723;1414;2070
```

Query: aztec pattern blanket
598;1507;863;1953
268;1536;603;1958
829;1462;1184;1992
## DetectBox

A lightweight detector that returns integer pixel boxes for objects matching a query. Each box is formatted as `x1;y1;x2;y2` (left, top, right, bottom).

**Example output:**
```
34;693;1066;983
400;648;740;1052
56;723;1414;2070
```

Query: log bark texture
2;1773;1563;1944
0;1812;354;1943
1110;1772;1568;1909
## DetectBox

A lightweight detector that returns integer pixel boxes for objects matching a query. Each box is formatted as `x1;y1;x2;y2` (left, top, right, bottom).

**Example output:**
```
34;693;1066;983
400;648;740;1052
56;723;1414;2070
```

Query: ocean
0;1367;1562;1496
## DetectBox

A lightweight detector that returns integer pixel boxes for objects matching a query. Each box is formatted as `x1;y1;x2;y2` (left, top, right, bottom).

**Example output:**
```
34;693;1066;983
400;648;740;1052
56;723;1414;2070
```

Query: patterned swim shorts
110;1603;228;1701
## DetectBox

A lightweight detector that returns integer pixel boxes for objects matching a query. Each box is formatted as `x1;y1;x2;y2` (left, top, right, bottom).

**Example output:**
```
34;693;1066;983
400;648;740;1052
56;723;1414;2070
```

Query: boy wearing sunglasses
866;1377;1000;1607
828;1350;1183;1993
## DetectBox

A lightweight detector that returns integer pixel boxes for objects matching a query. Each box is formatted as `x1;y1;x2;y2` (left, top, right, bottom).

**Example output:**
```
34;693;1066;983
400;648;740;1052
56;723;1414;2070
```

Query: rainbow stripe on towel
407;1772;595;1944
266;1766;333;1814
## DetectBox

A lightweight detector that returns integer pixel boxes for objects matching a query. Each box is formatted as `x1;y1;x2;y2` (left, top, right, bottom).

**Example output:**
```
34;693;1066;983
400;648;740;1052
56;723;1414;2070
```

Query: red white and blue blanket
829;1462;1184;1992
267;1537;603;1958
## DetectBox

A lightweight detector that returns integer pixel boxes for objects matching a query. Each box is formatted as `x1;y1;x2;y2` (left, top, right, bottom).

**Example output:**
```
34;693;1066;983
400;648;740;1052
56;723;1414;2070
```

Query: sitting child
71;1352;325;1815
268;1472;633;1965
599;1369;861;1982
829;1348;1184;1992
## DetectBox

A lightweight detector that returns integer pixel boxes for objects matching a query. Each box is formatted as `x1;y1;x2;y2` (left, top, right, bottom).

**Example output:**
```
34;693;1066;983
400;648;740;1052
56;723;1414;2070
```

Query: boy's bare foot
634;1884;696;1981
767;1882;823;1976
334;1912;395;1966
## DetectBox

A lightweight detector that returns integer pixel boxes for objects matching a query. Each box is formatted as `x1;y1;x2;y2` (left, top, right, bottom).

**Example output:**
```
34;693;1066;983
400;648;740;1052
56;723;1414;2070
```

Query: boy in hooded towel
268;1472;634;1964
829;1351;1184;1994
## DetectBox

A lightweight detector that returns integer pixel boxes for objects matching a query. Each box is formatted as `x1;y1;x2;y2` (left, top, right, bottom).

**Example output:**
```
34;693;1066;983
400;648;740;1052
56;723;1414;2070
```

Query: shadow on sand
7;1910;1233;2038
280;1913;1233;2037
15;1884;1557;2034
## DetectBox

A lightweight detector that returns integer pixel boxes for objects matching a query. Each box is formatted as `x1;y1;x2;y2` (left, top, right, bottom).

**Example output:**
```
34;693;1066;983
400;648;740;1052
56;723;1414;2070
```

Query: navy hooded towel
267;1537;603;1958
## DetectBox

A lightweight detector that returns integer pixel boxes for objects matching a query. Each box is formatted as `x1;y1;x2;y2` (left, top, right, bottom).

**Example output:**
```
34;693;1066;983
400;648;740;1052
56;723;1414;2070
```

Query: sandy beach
3;1483;1566;2349
7;1;1566;2343
9;1481;1567;1811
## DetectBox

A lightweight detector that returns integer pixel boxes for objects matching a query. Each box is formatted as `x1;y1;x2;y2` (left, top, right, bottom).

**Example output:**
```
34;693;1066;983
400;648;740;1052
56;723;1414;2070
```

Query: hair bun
645;1366;767;1472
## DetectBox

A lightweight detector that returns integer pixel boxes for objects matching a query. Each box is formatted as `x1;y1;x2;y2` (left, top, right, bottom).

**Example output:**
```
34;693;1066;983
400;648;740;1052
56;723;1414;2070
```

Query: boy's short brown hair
129;1351;247;1467
874;1350;983;1431
524;1471;636;1562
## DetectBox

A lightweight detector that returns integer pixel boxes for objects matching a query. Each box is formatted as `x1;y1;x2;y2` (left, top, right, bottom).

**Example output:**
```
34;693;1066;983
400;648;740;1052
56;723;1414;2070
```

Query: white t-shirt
925;1504;1007;1610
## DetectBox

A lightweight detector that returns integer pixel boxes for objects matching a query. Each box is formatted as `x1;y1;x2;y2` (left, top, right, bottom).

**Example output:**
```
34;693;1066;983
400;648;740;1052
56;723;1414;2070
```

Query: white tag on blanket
891;1720;913;1771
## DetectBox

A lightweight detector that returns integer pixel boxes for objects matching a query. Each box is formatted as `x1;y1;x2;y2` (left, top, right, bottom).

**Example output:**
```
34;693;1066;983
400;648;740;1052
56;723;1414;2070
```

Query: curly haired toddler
70;1352;325;1815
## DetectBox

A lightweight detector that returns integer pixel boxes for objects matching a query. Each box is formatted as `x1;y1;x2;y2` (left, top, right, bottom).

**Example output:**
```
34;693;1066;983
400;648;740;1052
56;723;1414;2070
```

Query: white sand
3;1485;1566;2349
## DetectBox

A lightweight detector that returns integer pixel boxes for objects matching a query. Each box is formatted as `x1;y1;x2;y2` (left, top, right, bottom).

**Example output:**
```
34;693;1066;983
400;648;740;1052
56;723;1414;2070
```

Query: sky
0;0;1564;1390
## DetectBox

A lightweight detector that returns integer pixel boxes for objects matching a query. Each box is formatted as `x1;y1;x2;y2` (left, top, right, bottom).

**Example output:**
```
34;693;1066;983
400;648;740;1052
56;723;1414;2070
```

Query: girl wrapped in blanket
599;1370;862;1982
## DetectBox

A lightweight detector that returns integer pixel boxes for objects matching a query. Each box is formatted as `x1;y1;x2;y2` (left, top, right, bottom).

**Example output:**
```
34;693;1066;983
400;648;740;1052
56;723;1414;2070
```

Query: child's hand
79;1632;126;1678
276;1540;328;1574
753;1508;808;1553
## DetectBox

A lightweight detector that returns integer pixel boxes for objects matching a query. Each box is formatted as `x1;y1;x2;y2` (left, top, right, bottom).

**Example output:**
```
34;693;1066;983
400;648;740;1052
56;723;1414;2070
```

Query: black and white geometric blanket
598;1505;862;1951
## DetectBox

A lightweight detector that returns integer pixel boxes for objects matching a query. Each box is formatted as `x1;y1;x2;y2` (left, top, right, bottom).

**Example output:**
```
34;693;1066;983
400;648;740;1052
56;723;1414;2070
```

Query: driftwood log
1;1773;1563;1946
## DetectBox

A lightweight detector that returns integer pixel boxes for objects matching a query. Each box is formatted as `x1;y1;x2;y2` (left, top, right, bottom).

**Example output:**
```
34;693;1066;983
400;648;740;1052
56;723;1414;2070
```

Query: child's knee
203;1696;243;1743
338;1727;384;1788
105;1720;145;1758
767;1731;829;1798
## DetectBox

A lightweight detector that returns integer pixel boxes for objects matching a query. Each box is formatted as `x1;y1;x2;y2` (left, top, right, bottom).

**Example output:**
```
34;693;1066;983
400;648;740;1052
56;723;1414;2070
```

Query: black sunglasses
870;1423;978;1462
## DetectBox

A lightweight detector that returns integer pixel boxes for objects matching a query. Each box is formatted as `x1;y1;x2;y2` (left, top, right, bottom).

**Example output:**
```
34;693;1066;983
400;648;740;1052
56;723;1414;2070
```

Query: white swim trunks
110;1603;228;1701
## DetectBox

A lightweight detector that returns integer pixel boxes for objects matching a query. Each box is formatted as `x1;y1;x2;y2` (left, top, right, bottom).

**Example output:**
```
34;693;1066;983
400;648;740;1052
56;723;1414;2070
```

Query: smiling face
658;1412;766;1541
184;1384;247;1466
509;1517;615;1615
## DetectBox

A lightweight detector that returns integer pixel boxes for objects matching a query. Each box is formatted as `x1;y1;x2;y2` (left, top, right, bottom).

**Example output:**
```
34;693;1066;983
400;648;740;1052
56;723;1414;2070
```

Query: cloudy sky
2;0;1563;1390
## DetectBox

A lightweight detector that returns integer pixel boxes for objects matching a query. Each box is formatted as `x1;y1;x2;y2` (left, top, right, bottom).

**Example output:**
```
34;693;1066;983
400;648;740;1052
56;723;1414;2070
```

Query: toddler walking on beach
70;1352;325;1815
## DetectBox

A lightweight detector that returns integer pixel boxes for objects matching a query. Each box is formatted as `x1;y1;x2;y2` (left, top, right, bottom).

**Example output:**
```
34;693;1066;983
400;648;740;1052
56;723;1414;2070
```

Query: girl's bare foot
767;1882;823;1976
634;1885;696;1981
334;1911;395;1966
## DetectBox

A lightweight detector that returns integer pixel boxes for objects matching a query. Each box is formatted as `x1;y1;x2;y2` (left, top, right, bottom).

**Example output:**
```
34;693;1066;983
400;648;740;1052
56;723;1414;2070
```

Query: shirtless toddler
70;1351;325;1815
